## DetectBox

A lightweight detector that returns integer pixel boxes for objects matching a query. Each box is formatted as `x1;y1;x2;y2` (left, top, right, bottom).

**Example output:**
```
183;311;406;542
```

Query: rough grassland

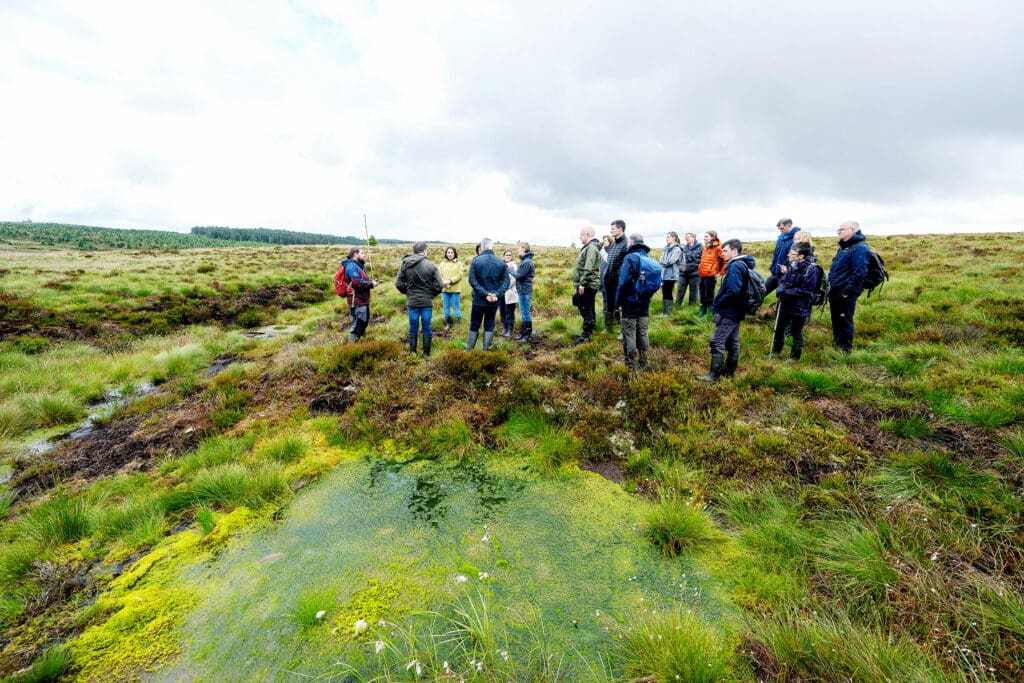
1;232;1022;681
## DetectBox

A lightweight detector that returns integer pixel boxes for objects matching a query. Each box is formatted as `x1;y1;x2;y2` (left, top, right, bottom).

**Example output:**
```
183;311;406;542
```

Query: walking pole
767;300;782;358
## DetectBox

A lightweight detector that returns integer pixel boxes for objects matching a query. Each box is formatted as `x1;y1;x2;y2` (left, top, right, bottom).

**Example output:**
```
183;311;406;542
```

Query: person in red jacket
340;247;378;342
696;230;726;319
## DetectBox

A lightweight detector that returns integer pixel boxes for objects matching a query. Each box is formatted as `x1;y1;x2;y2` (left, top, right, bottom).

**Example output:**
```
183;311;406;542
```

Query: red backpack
333;266;351;298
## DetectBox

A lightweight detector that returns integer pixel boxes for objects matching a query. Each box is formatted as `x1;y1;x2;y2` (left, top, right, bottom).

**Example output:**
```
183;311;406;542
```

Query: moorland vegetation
0;232;1022;681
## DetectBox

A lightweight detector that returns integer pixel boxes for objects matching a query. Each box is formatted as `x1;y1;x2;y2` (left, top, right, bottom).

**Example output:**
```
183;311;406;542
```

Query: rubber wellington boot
482;330;495;351
465;330;479;350
408;333;417;353
698;353;726;382
516;322;532;343
724;352;739;378
421;333;432;357
665;300;674;316
443;316;453;331
697;305;707;319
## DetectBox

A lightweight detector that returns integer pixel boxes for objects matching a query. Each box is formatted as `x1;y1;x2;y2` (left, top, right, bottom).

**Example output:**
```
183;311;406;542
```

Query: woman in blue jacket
771;242;821;360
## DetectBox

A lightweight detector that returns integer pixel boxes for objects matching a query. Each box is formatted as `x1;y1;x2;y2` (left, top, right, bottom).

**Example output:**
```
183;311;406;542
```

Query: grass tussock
644;498;722;557
619;609;742;682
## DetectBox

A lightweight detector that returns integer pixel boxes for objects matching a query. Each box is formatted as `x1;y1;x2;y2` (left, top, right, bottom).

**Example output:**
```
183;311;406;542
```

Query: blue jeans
407;306;433;336
518;294;532;323
442;292;462;320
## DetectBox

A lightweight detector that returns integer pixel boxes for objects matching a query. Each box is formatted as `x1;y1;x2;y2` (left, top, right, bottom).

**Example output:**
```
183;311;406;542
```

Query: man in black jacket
466;238;508;351
603;219;628;334
395;241;444;356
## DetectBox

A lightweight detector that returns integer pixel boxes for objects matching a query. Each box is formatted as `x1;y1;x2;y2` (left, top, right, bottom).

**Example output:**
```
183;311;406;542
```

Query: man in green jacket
572;226;602;346
395;241;445;356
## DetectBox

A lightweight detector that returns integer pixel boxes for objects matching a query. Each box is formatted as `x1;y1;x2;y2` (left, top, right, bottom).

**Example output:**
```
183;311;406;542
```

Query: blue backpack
634;253;663;298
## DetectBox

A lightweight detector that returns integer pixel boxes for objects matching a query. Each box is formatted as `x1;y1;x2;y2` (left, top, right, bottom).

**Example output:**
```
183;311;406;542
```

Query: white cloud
1;0;1022;245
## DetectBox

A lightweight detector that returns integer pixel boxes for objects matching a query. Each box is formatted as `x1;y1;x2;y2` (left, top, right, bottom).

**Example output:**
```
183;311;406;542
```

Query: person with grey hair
572;226;602;345
827;221;871;353
395;241;444;356
615;233;660;372
466;237;508;350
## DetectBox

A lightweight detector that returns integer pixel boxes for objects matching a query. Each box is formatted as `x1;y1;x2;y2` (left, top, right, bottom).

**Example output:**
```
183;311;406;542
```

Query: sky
2;0;1023;245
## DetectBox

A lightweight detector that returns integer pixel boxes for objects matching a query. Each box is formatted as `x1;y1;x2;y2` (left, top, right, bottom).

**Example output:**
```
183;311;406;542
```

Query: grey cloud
375;0;1024;212
112;150;176;187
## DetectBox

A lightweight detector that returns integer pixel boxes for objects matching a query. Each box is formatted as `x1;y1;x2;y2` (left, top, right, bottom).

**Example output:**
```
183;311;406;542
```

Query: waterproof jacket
438;258;463;293
682;241;703;275
341;258;374;308
616;243;657;318
659;242;683;281
573;239;602;290
698;240;726;277
777;257;821;318
504;261;518;304
514;252;535;296
827;230;870;298
713;254;756;321
468;250;509;305
770;226;801;277
395;253;444;308
603;234;629;284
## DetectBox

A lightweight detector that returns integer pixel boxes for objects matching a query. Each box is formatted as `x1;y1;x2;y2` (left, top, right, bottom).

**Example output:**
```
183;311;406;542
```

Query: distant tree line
0;222;236;250
191;226;406;245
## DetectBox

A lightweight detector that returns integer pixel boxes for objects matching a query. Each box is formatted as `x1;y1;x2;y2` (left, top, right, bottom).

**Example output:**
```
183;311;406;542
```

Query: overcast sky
2;1;1022;245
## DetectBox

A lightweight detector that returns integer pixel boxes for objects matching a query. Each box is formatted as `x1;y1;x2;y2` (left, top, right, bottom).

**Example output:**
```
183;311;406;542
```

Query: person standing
466;238;508;351
616;234;658;372
439;246;463;330
603;220;629;333
573;226;602;345
675;232;702;307
766;218;801;296
658;231;683;317
500;249;519;337
771;242;820;360
700;239;756;382
697;230;725;319
340;247;378;343
514;241;535;343
827;221;870;354
395;242;445;356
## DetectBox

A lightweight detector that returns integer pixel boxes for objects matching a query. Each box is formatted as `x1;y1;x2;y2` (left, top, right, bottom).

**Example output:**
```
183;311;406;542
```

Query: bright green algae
150;456;730;680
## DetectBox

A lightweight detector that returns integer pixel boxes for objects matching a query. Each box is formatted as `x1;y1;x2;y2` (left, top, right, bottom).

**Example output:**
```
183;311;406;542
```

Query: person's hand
779;265;788;274
486;293;497;303
578;285;584;295
444;279;451;287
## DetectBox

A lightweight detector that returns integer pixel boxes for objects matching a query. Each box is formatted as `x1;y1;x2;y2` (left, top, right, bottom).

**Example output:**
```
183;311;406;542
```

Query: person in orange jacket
697;230;726;318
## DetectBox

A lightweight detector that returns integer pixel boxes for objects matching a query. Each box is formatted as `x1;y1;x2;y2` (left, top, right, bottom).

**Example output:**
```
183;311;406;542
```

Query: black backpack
810;263;828;307
745;268;767;314
863;250;889;297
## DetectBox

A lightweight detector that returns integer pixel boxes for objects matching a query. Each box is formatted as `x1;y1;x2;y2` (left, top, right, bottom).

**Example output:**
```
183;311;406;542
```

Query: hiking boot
724;352;739;378
502;323;514;338
465;330;479;351
421;333;432;357
516;322;532;343
698;353;726;382
482;331;495;351
347;333;359;343
571;336;590;347
443;316;453;331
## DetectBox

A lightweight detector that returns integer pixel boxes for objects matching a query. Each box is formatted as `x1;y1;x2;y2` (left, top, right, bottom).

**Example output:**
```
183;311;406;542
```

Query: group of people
336;217;876;377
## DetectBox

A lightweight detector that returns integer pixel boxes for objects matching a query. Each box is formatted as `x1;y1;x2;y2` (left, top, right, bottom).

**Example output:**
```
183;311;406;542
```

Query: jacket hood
778;226;800;242
403;253;427;266
626;242;651;255
733;254;756;269
839;230;866;248
520;251;534;260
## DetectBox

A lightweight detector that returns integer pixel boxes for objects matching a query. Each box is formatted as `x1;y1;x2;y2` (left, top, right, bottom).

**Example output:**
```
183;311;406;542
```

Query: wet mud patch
580;458;625;483
14;399;211;492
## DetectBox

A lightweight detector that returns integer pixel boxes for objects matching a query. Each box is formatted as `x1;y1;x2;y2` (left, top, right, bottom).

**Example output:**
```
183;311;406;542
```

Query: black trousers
772;309;807;356
661;280;676;301
699;276;717;307
577;287;598;337
828;292;858;353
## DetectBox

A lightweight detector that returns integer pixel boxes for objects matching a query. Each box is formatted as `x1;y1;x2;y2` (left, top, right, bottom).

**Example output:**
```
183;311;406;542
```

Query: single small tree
367;234;378;246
